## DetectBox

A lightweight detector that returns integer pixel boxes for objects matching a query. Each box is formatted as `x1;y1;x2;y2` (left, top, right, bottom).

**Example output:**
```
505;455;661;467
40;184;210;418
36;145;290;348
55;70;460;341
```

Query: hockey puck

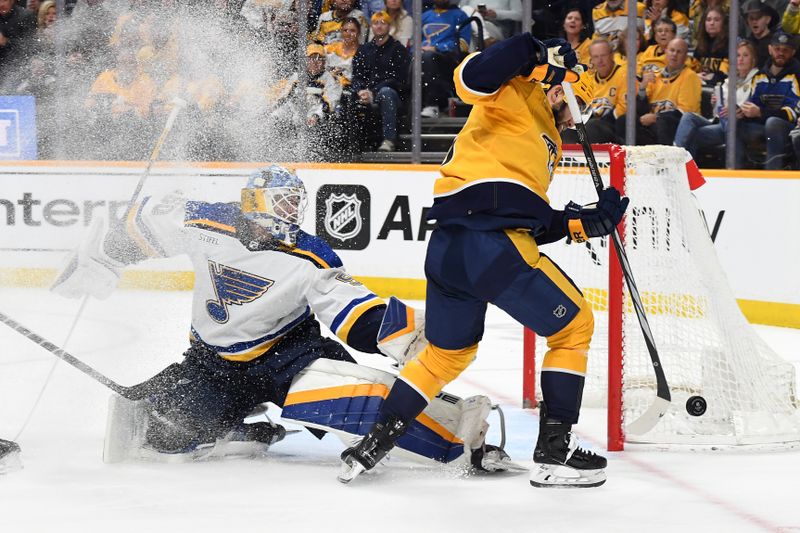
686;395;707;416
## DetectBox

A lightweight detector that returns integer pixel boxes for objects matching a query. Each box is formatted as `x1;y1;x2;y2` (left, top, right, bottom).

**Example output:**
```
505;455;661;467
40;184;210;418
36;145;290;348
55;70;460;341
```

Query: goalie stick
0;310;160;400
562;82;671;436
5;98;190;441
123;97;187;218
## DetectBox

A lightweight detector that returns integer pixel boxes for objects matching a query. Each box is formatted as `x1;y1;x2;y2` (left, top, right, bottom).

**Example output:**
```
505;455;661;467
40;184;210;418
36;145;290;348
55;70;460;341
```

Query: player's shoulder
288;231;344;269
184;201;239;237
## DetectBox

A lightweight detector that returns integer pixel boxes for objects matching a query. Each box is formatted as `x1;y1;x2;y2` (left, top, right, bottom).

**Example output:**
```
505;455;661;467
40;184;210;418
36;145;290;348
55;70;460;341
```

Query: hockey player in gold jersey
340;33;629;488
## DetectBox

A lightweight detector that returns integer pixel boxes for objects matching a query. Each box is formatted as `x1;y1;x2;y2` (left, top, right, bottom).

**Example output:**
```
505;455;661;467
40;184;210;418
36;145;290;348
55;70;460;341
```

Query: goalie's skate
470;444;527;473
338;416;407;484
530;403;607;488
0;439;22;474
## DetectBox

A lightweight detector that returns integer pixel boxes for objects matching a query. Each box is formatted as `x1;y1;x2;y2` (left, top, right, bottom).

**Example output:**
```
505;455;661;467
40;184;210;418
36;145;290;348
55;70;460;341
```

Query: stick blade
624;395;671;436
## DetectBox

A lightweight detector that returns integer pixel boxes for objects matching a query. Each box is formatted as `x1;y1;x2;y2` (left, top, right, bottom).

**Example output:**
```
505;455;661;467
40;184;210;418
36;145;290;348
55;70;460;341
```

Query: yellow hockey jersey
428;52;562;229
593;1;645;39
645;66;701;114
643;9;690;42
639;44;666;74
573;38;591;66
588;63;628;118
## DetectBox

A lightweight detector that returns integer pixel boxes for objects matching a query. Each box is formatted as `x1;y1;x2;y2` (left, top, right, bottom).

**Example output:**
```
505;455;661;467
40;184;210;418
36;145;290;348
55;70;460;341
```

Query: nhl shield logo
324;193;362;240
316;184;371;250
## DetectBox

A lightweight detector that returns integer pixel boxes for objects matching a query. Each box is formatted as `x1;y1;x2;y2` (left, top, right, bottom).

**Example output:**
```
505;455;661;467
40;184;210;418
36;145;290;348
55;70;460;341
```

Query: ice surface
0;289;797;532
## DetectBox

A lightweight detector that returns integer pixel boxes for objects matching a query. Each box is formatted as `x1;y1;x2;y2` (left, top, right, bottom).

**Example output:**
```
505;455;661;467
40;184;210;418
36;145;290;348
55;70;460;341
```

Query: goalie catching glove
50;216;125;300
564;186;629;244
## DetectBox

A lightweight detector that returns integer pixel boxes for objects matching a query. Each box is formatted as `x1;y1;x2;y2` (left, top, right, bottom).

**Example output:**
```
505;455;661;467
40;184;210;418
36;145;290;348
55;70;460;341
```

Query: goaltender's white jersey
124;194;384;362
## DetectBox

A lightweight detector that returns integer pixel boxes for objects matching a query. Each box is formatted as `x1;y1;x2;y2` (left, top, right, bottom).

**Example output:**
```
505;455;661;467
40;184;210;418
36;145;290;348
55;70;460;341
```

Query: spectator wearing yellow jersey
313;0;367;45
84;48;158;159
639;17;676;74
634;37;701;145
562;38;627;144
592;0;645;47
325;17;361;86
643;0;689;42
783;0;800;35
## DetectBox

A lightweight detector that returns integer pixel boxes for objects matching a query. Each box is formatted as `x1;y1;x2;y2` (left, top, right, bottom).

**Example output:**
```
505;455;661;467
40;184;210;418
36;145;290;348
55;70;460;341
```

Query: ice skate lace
566;434;598;461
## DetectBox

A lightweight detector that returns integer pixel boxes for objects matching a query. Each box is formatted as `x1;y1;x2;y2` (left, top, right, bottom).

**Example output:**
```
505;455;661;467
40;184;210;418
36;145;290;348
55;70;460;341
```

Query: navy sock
378;379;429;424
540;371;585;424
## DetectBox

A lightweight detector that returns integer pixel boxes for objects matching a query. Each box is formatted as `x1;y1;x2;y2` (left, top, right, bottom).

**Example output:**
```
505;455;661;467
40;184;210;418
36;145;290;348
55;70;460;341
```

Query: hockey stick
0;310;138;398
562;82;671;436
122;98;187;218
4;100;189;402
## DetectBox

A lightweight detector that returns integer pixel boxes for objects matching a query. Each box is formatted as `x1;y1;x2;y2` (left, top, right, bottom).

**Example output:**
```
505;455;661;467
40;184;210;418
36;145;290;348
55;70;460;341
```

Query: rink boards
0;161;797;328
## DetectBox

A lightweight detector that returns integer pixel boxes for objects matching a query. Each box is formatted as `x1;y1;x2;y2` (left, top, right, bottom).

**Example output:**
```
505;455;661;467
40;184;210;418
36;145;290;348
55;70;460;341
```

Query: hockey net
523;144;800;451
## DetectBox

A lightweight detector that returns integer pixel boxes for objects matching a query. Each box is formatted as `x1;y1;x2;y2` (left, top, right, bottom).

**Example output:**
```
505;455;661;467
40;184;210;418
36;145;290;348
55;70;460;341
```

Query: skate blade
0;451;23;475
529;464;606;488
476;456;529;474
338;458;367;484
135;442;218;463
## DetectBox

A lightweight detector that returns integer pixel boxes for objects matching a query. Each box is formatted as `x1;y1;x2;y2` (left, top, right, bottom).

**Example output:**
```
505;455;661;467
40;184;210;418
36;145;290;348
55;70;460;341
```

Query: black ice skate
338;417;408;484
530;403;607;488
0;438;22;474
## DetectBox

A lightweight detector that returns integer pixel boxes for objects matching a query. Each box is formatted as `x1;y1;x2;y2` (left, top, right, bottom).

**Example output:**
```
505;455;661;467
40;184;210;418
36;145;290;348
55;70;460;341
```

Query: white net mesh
533;145;800;446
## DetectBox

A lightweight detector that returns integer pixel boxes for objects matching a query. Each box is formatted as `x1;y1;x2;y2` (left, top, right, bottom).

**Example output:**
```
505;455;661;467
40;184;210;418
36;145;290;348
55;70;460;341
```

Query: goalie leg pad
282;359;515;467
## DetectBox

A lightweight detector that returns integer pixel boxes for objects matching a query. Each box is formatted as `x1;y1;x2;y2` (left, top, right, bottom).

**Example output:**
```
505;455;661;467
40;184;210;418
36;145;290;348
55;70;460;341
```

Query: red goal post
522;144;627;451
522;144;715;452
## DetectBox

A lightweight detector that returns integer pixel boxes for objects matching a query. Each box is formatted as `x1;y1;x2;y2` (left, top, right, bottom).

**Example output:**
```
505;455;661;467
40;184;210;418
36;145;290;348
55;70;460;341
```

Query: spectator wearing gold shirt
562;39;627;144
633;37;701;145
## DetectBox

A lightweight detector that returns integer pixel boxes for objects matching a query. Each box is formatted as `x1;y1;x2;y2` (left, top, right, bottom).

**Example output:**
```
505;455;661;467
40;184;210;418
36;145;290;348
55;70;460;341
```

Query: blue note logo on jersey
205;261;274;323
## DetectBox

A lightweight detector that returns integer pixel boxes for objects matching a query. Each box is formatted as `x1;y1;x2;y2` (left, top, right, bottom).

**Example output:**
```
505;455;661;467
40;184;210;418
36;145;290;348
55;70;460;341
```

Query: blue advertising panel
0;96;37;160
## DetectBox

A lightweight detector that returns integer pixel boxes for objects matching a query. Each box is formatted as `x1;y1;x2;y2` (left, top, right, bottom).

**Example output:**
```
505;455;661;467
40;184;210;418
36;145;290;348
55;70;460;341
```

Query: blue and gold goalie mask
241;165;308;246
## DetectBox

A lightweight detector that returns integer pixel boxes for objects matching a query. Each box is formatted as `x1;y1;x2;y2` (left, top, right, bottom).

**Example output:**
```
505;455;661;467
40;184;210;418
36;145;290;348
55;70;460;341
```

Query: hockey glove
526;38;581;85
50;216;124;300
377;296;427;367
564;187;630;244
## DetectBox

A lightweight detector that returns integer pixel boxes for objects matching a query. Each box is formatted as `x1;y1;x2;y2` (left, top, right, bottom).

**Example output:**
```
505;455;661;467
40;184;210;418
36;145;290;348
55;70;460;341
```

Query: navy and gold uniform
376;34;596;426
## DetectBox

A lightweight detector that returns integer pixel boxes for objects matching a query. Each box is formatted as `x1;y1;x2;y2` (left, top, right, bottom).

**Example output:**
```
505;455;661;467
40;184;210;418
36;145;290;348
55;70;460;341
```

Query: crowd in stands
0;0;799;168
